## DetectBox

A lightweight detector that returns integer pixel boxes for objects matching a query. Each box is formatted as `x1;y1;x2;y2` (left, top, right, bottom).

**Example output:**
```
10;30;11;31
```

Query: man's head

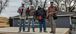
22;3;24;7
31;5;34;7
50;2;54;6
30;5;34;9
38;6;41;10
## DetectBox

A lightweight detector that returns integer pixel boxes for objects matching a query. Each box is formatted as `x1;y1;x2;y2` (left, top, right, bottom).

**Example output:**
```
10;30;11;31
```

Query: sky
0;0;21;18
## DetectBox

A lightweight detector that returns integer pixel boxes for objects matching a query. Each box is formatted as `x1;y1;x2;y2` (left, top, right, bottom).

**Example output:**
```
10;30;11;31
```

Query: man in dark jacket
35;6;47;32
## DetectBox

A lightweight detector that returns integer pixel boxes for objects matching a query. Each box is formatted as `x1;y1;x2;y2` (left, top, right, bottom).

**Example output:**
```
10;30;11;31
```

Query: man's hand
48;12;54;15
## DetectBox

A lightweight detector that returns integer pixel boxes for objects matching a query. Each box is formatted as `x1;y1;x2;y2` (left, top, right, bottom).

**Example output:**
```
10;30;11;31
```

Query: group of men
17;2;58;34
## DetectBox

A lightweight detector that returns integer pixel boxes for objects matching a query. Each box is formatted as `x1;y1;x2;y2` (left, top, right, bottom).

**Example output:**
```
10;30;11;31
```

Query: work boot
50;31;55;33
44;31;47;32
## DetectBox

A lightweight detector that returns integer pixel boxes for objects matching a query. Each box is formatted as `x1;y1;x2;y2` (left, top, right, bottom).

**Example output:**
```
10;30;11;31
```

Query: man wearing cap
18;3;26;32
27;5;36;32
47;2;58;33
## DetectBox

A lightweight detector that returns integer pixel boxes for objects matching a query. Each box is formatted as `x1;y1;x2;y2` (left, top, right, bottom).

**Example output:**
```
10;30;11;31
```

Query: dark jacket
26;8;30;16
35;7;46;18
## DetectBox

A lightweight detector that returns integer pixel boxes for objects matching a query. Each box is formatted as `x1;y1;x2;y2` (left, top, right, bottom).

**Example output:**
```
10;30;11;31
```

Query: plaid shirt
48;6;58;16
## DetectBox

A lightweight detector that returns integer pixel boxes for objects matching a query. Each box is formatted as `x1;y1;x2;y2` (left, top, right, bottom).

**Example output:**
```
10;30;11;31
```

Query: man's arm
47;7;49;17
46;7;50;19
17;8;20;13
54;6;59;14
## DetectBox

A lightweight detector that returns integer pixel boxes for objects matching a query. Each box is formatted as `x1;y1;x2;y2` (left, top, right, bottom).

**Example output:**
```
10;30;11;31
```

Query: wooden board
0;27;69;34
0;17;9;27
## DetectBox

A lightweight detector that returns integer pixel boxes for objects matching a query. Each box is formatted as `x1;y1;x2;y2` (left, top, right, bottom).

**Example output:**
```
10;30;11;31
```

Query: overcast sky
0;0;21;18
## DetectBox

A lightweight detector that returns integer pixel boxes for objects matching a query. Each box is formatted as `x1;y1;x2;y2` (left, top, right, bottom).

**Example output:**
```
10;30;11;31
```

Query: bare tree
65;0;75;12
54;0;74;12
29;0;32;5
0;0;3;13
43;0;47;8
35;0;38;9
0;0;8;14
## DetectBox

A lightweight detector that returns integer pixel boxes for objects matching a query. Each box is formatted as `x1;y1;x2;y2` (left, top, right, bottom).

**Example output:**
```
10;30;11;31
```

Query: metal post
69;16;72;34
13;17;14;27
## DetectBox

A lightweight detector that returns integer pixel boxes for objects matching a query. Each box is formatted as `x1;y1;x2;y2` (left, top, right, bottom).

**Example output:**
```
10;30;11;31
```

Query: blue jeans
28;18;35;32
31;18;35;32
19;19;26;32
39;19;46;32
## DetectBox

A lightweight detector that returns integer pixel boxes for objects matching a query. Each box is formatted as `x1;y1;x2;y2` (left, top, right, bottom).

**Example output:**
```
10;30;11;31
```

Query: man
18;3;26;32
47;2;58;33
27;5;35;32
29;5;35;32
36;6;47;32
26;7;31;32
9;17;13;27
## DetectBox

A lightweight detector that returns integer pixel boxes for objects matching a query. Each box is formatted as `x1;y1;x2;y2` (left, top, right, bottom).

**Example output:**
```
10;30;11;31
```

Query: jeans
39;19;46;32
28;18;35;32
31;18;35;32
19;19;26;32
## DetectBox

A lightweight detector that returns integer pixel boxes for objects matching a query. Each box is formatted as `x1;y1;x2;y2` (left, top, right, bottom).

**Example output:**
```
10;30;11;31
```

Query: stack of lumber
0;17;9;27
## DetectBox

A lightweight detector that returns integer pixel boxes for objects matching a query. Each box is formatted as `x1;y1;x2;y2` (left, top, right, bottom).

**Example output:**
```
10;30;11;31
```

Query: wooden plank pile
0;17;9;27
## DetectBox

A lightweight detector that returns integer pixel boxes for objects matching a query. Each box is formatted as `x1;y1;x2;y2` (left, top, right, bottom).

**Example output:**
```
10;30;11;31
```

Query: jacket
18;7;24;16
35;7;46;18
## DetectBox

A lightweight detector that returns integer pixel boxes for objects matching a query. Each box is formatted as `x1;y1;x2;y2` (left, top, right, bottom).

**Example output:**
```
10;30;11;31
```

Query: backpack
35;8;46;20
38;16;43;20
53;13;57;20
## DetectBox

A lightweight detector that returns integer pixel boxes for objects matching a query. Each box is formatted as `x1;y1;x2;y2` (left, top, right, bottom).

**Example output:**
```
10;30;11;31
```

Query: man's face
51;3;53;6
22;4;24;7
